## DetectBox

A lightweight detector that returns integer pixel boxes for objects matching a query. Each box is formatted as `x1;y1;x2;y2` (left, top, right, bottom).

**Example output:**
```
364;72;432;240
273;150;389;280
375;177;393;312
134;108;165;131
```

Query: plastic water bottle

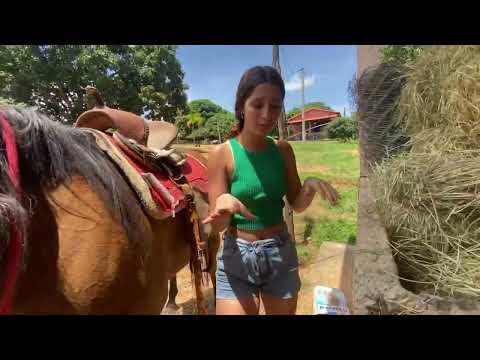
313;285;350;315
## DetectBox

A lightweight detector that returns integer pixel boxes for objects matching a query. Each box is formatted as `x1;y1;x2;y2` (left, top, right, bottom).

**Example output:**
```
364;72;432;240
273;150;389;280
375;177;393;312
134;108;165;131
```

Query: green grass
296;243;315;265
322;187;358;219
310;217;357;245
295;215;357;265
290;140;359;263
292;140;359;181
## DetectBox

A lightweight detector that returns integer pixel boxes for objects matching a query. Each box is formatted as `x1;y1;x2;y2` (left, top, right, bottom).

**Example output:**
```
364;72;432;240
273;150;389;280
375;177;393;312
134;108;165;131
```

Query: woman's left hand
304;177;340;205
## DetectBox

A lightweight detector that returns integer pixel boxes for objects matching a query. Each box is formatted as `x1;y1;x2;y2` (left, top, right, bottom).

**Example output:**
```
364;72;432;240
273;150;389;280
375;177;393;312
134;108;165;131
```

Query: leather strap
179;183;210;315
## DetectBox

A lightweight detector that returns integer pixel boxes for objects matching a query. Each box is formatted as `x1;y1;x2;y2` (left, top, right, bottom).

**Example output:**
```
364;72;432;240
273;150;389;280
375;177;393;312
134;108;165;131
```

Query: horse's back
13;150;211;314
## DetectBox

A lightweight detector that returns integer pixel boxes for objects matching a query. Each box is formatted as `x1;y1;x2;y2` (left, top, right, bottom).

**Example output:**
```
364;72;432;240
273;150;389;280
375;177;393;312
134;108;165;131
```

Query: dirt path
162;242;352;316
161;266;215;315
161;189;349;315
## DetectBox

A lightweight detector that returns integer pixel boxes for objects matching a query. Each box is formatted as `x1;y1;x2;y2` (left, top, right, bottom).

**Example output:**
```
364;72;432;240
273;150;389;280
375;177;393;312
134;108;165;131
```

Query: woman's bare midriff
227;222;287;242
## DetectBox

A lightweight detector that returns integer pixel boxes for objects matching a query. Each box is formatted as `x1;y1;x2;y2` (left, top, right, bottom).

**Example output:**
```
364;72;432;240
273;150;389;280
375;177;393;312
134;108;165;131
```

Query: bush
327;116;358;141
380;45;425;67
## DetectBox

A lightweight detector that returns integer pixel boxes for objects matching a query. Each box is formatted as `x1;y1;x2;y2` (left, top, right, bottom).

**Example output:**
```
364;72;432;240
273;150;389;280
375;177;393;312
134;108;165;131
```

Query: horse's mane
0;115;28;264
0;107;151;265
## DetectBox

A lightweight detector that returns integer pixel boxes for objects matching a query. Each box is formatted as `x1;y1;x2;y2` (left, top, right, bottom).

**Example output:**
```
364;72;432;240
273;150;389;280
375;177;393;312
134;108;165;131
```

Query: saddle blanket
85;129;208;219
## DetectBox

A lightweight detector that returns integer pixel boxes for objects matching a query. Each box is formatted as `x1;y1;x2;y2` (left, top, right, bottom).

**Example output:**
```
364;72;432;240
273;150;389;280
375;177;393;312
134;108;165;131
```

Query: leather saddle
75;104;186;179
75;106;178;151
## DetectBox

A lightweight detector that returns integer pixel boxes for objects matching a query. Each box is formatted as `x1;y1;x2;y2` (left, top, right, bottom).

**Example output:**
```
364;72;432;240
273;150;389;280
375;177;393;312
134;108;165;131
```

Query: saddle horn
82;85;105;109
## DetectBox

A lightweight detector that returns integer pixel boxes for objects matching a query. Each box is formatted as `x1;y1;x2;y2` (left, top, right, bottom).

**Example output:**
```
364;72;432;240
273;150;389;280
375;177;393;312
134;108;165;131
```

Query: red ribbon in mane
0;113;23;315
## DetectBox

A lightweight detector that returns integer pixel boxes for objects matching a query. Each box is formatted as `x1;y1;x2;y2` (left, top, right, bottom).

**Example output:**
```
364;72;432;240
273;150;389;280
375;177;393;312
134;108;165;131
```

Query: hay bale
371;150;480;298
364;46;480;299
356;46;480;300
399;45;480;146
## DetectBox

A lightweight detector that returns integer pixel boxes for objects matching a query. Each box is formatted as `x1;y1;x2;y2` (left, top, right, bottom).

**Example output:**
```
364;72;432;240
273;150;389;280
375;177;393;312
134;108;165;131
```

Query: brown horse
0;107;219;315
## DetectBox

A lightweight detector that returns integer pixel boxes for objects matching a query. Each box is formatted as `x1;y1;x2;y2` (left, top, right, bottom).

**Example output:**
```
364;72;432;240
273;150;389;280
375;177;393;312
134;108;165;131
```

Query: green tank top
228;136;287;230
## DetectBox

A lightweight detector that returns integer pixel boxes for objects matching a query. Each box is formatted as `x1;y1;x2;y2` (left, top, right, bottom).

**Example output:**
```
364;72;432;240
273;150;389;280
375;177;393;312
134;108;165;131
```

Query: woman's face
242;83;283;137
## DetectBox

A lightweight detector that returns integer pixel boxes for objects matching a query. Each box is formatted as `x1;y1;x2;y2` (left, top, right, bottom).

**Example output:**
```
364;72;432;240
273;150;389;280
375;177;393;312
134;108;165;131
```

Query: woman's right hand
203;193;256;228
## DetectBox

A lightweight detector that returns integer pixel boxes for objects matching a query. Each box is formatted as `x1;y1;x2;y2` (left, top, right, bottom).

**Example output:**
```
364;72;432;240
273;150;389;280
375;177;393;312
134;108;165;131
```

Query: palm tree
186;112;204;146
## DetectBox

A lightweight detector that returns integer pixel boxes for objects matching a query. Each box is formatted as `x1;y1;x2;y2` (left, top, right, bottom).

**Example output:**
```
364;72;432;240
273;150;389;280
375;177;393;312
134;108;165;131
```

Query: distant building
286;107;341;140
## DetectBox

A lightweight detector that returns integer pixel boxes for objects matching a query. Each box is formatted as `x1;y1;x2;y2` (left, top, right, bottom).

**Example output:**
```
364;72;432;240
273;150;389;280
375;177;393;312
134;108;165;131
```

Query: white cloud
285;73;316;92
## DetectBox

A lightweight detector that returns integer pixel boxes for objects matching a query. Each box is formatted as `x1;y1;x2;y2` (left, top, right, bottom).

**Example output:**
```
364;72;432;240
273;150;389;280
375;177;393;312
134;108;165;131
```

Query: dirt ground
161;265;216;315
162;253;337;315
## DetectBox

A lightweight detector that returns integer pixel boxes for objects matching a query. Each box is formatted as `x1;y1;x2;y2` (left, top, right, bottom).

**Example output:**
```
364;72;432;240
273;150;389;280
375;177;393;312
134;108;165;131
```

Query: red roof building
286;108;341;140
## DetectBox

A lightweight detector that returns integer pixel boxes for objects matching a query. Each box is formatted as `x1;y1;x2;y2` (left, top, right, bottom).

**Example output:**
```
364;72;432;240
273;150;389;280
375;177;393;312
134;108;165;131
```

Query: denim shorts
216;229;301;300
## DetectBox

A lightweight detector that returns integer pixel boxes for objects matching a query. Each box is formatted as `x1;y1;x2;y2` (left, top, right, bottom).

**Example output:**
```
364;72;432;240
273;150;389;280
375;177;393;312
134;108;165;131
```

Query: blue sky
177;45;357;116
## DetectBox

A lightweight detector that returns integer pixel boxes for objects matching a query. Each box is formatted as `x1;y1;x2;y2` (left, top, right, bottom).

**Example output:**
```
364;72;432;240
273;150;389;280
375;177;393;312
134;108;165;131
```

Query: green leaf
0;45;188;123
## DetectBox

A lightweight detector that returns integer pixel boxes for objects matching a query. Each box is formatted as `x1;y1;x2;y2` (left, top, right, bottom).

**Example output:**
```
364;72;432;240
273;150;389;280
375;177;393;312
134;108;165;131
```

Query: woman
204;66;340;315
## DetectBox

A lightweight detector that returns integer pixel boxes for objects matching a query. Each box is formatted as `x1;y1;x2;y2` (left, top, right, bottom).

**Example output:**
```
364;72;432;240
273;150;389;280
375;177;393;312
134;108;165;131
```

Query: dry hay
366;46;480;299
371;151;480;298
399;45;480;141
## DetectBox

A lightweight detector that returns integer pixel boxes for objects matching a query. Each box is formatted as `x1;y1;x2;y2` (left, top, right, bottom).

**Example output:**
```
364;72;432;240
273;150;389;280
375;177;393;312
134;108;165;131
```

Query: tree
0;45;188;124
380;45;425;67
174;109;189;139
176;99;229;140
204;112;236;142
188;99;226;121
185;112;204;145
186;127;210;143
171;99;232;141
286;101;332;119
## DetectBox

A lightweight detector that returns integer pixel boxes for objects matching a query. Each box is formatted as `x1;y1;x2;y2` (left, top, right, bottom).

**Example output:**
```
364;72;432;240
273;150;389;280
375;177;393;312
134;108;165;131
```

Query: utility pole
272;45;295;243
217;119;221;143
300;67;306;141
272;45;285;140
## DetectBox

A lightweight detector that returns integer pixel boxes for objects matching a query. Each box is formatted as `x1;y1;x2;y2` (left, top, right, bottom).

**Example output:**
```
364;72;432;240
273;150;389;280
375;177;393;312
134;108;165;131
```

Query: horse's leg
165;276;179;311
145;212;191;314
129;217;181;315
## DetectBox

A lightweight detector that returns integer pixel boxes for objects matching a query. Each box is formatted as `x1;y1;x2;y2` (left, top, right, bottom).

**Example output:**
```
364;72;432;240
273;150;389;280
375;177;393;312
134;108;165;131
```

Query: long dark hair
228;66;286;139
